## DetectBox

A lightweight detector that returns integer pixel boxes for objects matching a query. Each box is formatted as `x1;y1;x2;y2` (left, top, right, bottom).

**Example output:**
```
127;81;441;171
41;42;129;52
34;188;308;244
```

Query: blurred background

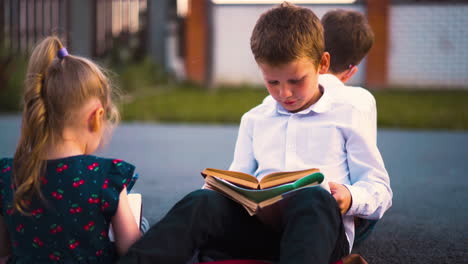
1;2;467;263
1;0;467;129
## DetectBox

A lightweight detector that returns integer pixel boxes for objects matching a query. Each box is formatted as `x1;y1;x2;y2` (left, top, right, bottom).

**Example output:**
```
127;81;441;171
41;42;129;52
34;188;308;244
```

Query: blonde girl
0;36;140;263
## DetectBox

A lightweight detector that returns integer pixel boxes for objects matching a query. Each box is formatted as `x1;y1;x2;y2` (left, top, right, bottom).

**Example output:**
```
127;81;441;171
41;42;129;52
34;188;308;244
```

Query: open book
201;168;321;189
202;168;324;216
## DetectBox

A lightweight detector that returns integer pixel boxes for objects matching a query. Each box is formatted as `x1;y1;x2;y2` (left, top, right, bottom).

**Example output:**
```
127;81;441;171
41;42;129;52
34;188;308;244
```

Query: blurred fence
1;0;148;57
207;1;468;88
95;0;147;57
2;0;69;54
388;3;468;88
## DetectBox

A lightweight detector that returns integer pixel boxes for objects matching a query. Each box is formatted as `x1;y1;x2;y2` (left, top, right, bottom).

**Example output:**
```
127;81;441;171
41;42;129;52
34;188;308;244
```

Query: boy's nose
279;85;293;98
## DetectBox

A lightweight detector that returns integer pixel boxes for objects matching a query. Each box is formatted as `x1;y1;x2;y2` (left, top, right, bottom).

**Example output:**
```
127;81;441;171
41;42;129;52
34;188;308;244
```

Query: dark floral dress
0;155;137;264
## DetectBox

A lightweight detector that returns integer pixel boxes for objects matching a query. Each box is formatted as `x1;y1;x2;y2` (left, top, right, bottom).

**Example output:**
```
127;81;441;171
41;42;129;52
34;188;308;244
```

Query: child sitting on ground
320;9;375;87
119;3;392;264
0;36;141;264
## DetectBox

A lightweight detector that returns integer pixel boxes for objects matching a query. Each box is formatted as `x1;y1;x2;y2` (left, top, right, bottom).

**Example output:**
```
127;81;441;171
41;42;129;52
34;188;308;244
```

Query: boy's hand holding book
329;182;352;215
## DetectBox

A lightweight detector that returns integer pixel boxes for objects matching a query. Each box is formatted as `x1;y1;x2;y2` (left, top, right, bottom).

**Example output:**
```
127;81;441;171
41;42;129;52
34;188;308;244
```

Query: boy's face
258;54;329;113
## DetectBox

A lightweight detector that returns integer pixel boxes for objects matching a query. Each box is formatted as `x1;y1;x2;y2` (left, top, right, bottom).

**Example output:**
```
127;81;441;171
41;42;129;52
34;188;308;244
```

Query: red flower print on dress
51;189;64;200
40;177;48;185
49;252;61;261
69;204;83;214
72;177;85;188
99;230;108;240
102;178;109;189
68;239;80;250
50;224;63;234
101;199;110;211
88;194;100;204
88;162;100;171
96;249;104;256
1;164;11;173
6;205;13;215
112;159;123;166
84;221;95;231
56;163;69;173
32;208;44;218
122;177;131;188
32;237;44;248
16;224;25;233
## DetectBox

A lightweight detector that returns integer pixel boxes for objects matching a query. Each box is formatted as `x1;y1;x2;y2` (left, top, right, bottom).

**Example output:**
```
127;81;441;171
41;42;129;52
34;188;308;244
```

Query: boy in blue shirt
120;3;392;264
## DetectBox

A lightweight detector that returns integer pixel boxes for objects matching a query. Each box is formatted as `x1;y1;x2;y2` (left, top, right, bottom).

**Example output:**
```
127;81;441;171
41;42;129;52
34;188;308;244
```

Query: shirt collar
275;84;333;115
319;73;345;88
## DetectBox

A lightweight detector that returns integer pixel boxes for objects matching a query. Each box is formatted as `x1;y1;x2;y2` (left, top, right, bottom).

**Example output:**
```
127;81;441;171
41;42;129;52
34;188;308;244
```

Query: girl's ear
89;107;104;133
319;52;330;74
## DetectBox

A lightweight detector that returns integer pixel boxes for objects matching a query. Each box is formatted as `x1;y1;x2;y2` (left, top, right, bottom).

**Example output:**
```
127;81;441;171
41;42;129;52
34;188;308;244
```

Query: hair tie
57;47;69;59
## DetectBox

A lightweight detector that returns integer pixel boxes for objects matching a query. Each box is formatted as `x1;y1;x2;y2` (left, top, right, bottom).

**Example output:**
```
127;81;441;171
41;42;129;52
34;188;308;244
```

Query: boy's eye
289;77;305;85
268;80;279;86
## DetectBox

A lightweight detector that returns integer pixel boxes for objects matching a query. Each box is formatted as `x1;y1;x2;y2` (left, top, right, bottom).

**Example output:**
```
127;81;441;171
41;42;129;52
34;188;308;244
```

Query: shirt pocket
301;126;345;165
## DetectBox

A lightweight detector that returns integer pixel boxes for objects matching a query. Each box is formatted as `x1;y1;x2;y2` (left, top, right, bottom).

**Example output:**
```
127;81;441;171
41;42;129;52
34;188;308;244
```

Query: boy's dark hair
322;9;374;73
250;2;324;66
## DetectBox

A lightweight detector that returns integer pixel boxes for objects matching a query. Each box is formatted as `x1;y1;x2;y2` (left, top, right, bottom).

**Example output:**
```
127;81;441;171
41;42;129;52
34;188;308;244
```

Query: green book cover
212;172;324;203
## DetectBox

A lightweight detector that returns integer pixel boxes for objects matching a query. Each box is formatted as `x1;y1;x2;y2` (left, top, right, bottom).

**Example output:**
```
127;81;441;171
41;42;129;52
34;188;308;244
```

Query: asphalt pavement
1;114;467;263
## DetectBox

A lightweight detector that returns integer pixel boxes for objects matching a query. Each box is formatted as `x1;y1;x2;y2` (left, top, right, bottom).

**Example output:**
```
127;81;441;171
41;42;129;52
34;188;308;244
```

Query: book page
259;168;320;189
202;168;260;189
128;193;142;228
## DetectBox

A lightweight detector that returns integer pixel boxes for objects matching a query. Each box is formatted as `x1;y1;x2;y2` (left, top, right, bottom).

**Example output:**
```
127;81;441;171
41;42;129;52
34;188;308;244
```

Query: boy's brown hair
250;2;324;67
322;9;374;73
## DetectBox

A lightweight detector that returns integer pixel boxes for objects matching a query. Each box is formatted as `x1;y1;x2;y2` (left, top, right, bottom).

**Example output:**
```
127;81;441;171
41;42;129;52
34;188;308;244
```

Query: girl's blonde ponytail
13;36;63;214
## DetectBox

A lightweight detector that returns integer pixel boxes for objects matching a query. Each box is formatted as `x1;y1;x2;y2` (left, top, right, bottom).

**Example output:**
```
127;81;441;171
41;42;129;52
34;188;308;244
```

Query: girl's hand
111;187;142;256
329;182;352;215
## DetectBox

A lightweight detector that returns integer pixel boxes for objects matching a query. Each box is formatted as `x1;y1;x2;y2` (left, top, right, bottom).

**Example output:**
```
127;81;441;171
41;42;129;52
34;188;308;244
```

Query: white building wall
212;4;366;86
388;4;468;88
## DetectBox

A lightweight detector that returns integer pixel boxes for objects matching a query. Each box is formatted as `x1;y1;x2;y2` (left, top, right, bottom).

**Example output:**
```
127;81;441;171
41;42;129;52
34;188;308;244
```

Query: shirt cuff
343;184;363;216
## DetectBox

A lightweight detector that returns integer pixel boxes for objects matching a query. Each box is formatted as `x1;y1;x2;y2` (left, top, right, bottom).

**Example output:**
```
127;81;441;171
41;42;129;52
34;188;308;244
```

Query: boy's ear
319;52;330;74
341;66;359;83
88;107;105;133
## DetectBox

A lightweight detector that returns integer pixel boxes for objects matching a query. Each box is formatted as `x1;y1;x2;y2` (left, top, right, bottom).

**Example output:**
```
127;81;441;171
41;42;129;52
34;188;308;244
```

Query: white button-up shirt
229;74;392;250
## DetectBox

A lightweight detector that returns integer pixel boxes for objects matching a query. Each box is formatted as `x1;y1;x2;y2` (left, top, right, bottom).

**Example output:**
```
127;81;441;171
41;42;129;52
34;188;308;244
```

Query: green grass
121;86;468;131
373;90;468;130
121;84;269;124
2;56;467;130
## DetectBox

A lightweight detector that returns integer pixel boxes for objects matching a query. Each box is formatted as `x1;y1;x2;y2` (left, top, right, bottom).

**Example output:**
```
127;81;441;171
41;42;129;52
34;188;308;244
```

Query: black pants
118;187;349;264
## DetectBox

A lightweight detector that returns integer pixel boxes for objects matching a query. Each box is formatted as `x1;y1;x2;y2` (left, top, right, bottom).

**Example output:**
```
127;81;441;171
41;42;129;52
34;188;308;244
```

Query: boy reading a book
264;9;375;113
119;3;392;264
